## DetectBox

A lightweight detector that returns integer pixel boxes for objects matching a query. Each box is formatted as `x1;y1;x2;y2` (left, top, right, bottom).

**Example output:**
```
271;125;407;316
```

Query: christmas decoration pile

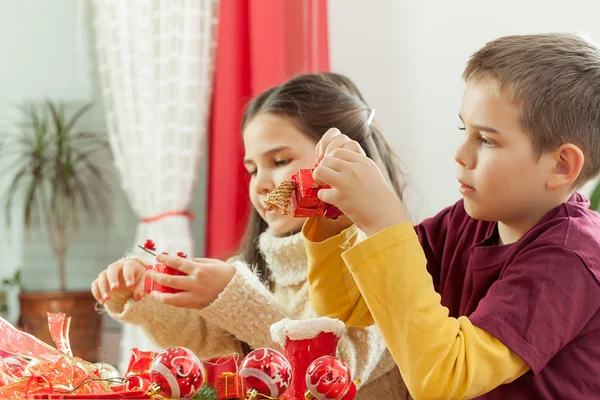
0;312;359;399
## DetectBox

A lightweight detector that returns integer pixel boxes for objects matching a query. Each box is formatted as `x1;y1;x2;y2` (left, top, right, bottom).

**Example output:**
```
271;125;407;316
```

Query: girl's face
243;113;318;236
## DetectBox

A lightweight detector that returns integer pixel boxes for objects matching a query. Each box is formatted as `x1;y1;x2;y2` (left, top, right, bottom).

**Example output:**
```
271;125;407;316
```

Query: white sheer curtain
92;0;218;372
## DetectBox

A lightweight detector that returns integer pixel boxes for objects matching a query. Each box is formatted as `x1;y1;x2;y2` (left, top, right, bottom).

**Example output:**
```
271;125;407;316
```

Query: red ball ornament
176;251;188;258
239;348;292;398
144;239;156;251
340;380;358;400
150;346;205;399
305;356;352;400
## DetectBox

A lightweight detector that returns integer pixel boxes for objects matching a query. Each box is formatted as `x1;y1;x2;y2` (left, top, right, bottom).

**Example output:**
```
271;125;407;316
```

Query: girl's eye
247;169;257;176
458;125;466;131
274;159;292;167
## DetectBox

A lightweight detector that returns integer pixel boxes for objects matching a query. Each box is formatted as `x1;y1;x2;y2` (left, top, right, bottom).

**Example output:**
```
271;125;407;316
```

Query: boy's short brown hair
463;33;600;184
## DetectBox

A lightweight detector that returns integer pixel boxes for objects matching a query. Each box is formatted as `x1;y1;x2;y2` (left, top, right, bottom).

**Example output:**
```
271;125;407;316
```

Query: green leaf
4;165;30;225
46;100;64;136
64;102;94;134
190;386;219;400
590;181;600;211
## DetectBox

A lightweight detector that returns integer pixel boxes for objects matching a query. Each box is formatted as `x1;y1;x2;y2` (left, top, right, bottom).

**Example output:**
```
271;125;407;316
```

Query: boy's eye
458;125;466;131
478;135;496;147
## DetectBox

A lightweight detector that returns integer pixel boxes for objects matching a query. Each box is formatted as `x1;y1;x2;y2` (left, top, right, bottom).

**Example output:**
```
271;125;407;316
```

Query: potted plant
590;182;600;212
0;270;22;325
1;100;112;361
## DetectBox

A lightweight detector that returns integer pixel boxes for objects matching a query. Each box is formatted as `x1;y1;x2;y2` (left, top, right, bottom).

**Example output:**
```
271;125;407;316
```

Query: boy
304;33;600;399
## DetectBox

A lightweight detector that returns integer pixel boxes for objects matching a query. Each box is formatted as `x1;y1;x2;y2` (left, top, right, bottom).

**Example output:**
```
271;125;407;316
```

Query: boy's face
456;80;549;224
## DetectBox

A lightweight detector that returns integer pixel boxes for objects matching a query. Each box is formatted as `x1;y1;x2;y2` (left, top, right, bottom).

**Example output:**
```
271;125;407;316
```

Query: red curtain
206;0;329;259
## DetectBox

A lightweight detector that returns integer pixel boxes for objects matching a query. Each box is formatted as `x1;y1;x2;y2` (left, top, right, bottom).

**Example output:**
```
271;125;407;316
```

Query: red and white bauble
150;346;205;399
305;356;352;400
239;348;292;398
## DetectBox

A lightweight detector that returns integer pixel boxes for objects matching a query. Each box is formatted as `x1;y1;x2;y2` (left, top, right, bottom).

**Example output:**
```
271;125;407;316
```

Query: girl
91;72;409;399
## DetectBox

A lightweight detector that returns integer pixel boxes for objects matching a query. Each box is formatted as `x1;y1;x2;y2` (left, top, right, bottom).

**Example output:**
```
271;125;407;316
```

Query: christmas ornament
270;317;345;399
304;356;351;400
216;372;244;399
139;239;189;294
150;346;205;399
94;362;120;380
340;380;360;400
264;168;343;218
144;239;157;251
239;348;292;398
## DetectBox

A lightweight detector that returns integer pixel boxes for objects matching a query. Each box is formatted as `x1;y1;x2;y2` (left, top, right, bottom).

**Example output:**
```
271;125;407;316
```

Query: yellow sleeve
341;222;530;400
303;217;374;327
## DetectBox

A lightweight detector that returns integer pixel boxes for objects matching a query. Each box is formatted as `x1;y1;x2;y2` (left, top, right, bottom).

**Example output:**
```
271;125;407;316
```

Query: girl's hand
92;259;147;304
313;128;408;236
146;254;236;309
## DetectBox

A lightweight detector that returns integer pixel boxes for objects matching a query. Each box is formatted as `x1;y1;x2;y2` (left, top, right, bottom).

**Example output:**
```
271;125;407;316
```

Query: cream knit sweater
104;230;409;399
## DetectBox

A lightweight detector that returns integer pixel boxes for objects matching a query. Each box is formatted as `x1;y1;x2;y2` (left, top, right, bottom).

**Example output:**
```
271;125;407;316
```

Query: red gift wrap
144;264;186;294
290;169;343;219
216;372;244;399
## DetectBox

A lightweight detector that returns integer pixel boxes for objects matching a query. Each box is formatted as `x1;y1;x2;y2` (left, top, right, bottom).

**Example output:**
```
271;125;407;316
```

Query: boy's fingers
316;128;342;162
324;135;352;159
319;154;353;173
341;140;366;156
329;148;366;162
313;163;342;187
317;186;341;206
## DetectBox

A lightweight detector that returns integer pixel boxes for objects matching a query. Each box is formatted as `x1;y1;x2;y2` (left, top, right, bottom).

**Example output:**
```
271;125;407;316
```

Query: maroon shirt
416;193;600;399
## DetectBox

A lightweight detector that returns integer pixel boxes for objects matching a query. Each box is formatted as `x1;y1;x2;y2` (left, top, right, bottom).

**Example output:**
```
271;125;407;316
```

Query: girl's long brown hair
239;72;405;284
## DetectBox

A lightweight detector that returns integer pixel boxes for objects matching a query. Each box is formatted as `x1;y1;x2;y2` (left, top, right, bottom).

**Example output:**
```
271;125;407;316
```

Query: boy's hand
313;128;408;236
145;254;236;310
92;258;147;304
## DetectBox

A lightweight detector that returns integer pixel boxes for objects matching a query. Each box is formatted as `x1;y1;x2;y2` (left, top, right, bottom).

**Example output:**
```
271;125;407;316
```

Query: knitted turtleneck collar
258;229;307;286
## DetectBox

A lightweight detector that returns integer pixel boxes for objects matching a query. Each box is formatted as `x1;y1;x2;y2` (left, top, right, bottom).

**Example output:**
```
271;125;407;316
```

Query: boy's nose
454;143;475;170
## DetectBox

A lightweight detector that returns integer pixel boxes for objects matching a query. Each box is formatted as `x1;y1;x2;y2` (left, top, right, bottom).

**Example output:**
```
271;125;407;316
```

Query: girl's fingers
149;291;194;308
106;262;124;291
146;270;195;291
155;254;194;274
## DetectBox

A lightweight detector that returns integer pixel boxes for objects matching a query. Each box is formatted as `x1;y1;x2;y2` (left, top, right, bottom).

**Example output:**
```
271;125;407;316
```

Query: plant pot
18;291;102;362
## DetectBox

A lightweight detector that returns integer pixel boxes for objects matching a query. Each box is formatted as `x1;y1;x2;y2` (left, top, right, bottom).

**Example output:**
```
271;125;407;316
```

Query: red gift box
290;169;343;219
143;264;186;294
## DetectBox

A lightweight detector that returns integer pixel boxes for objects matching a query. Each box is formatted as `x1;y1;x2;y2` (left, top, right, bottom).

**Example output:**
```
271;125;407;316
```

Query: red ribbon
141;210;195;223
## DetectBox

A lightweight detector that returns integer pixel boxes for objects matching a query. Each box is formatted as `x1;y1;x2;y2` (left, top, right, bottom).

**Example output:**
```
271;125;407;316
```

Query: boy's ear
546;143;584;189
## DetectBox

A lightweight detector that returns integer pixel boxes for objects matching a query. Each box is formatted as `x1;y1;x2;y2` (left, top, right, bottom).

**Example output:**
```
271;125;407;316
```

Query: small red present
143;264;186;295
290;169;342;218
264;169;343;219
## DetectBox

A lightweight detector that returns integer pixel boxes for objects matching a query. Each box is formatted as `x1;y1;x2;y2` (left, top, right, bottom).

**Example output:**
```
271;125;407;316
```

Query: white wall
329;0;600;223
